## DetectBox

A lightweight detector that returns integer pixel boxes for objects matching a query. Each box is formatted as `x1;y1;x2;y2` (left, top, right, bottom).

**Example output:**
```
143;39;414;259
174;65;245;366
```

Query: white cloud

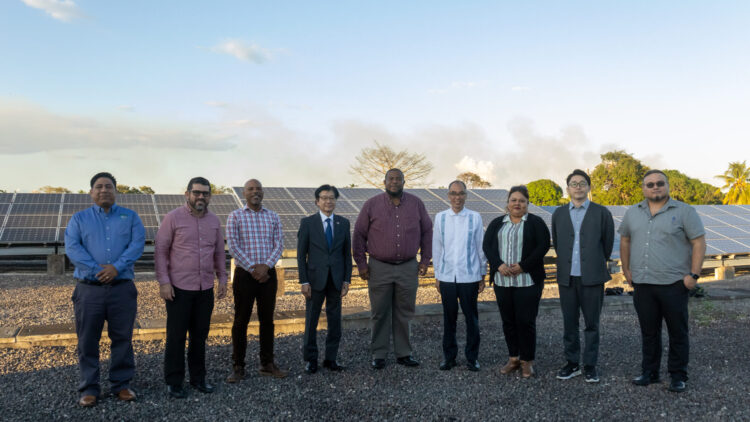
454;156;495;183
428;80;488;95
21;0;82;22
210;39;271;63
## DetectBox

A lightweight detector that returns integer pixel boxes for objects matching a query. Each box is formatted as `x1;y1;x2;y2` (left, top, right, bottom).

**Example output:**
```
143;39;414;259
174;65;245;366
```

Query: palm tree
715;161;750;205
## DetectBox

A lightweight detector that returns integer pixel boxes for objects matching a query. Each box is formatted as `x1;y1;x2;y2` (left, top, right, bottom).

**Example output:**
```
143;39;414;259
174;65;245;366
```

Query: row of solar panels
2;190;750;257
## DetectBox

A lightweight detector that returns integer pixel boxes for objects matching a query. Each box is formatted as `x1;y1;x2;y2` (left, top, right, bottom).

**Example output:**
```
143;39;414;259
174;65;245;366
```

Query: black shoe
305;361;318;374
556;362;581;380
584;366;599;383
668;379;687;393
396;356;420;367
322;360;345;371
466;360;480;372
189;380;214;394
167;384;188;399
439;359;456;370
632;372;661;386
371;359;386;370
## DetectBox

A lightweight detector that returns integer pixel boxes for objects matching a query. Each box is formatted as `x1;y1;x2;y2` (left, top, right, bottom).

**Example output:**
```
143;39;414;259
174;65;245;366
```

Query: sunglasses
644;181;666;189
190;190;211;197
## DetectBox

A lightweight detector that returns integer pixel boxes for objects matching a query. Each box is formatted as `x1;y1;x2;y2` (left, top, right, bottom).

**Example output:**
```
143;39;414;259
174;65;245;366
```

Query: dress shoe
116;388;137;402
396;356;420;367
322;360;345;371
305;361;318;374
500;357;521;375
259;362;289;378
466;360;480;372
78;395;97;407
439;359;457;370
167;385;188;399
668;379;687;393
632;372;661;386
371;359;386;370
226;366;245;383
190;380;215;394
520;360;535;378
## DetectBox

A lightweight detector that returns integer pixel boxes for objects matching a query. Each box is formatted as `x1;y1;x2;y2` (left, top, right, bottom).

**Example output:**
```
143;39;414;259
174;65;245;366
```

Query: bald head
243;179;264;210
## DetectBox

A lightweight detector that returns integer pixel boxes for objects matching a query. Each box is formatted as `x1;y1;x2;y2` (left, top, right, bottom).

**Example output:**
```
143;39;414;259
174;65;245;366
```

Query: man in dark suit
551;169;615;383
297;184;352;374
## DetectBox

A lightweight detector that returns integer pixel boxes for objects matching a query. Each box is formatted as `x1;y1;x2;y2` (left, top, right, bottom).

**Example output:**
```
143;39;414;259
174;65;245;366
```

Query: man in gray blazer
551;169;615;383
297;184;352;374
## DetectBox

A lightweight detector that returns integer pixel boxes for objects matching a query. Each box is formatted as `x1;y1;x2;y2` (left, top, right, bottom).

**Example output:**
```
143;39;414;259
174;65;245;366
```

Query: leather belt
76;278;131;286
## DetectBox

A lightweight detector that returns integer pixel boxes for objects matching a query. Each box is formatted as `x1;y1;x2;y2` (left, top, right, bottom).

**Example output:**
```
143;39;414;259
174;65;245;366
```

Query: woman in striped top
482;185;550;378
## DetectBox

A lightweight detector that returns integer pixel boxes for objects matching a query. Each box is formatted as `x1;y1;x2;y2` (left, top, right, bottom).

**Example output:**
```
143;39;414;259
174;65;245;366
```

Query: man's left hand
217;283;227;299
341;283;349;298
418;263;428;276
250;264;270;283
96;264;118;283
683;274;698;290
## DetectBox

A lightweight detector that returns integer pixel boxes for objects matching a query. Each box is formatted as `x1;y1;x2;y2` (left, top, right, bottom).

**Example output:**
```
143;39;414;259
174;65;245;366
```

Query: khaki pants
367;258;419;359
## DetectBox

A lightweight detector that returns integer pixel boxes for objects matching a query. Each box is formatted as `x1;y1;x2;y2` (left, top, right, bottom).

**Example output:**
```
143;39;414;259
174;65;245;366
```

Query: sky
1;0;749;193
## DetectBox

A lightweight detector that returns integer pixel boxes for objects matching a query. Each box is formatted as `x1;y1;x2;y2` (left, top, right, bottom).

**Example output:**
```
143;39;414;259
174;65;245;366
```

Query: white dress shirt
432;207;487;283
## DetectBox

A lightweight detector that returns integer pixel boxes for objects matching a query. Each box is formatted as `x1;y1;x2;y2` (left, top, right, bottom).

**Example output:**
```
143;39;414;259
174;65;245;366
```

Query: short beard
647;194;668;203
387;187;403;198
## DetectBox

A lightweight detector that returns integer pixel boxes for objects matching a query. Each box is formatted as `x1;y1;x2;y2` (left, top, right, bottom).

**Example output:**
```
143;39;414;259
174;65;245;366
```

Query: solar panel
469;189;508;201
282;231;297;250
285;187;316;199
702;228;725;240
261;187;293;200
5;215;59;227
145;226;158;241
63;203;90;214
138;214;160;226
540;206;559;214
279;214;305;230
125;204;158;215
708;239;750;254
0;193;14;203
699;215;724;227
60;214;74;227
14;193;62;203
480;213;503;228
263;200;304;215
63;194;91;204
339;188;382;200
694;205;726;216
9;203;60;214
233;187;243;197
156;204;181;214
0;203;9;215
712;214;750;225
0;228;57;242
608;205;629;217
209;194;240;206
405;189;442;201
708;225;750;238
117;194;155;205
154;195;185;204
216;214;229;226
423;201;449;214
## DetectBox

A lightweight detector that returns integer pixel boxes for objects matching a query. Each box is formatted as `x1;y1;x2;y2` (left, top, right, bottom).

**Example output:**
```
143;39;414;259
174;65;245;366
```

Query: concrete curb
2;288;749;348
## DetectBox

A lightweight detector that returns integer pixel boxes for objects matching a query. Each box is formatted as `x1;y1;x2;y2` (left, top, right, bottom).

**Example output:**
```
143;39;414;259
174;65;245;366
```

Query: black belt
377;258;415;265
76;278;131;286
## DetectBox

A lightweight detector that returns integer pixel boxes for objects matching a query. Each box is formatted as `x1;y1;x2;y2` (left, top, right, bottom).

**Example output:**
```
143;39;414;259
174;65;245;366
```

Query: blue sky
1;0;749;193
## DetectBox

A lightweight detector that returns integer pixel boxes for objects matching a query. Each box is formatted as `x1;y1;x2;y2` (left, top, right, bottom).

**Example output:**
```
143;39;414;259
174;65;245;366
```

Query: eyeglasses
568;181;589;188
644;181;666;189
448;192;467;197
318;196;337;202
190;190;211;197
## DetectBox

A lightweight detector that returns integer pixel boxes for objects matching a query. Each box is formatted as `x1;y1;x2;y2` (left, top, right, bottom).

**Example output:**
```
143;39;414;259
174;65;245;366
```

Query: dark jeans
633;280;690;381
493;282;543;361
303;274;343;362
440;281;480;362
231;266;277;367
164;286;214;386
72;280;137;396
559;277;604;367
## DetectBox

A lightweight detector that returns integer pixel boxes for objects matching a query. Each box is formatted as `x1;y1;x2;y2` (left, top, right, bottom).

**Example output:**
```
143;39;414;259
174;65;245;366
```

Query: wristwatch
689;273;700;280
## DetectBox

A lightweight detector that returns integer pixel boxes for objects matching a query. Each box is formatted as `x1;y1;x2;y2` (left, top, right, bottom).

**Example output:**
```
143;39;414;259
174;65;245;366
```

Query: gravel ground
1;296;749;421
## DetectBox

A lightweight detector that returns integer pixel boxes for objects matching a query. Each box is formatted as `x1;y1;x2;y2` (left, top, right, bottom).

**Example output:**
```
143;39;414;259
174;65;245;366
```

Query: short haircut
90;172;116;188
643;169;668;183
508;185;529;201
315;184;339;200
566;169;591;186
187;177;211;192
385;168;404;179
448;180;467;191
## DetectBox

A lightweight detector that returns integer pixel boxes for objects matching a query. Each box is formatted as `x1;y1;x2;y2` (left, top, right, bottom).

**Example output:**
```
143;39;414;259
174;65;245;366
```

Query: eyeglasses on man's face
190;190;211;197
568;181;589;188
448;191;467;197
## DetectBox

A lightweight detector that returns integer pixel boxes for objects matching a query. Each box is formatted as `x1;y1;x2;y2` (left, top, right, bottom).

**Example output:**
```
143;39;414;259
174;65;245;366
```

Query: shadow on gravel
1;302;749;421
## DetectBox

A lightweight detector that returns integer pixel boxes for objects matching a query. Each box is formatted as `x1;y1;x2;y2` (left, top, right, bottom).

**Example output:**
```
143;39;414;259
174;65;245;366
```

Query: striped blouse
494;214;534;287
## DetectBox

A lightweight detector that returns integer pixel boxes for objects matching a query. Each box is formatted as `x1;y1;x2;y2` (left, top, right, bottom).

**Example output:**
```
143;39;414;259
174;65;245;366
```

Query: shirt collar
319;211;334;223
636;197;675;212
569;199;590;210
243;204;266;213
95;203;118;213
502;213;528;223
449;207;469;216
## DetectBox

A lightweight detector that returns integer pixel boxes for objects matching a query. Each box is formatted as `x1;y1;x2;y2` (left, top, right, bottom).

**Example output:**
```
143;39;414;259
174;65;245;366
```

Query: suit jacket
551;202;615;286
297;213;352;291
482;213;551;285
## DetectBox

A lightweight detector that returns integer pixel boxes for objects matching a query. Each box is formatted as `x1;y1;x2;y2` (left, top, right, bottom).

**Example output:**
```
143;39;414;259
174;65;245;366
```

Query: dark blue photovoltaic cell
463;201;504;213
709;226;750;238
261;187;293;200
117;195;155;205
0;193;14;203
9;203;60;214
210;195;241;206
469;189;508;201
283;231;297;250
263;200;304;215
711;214;750;226
0;228;57;242
0;203;8;215
5;215;59;228
339;188;383;200
63;194;91;203
14;193;62;203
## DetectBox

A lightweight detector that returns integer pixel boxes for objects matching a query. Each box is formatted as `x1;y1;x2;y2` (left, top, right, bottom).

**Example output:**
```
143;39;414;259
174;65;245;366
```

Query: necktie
325;217;333;250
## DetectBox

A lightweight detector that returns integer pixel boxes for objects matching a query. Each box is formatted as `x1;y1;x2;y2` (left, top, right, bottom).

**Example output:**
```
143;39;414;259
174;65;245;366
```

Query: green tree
116;184;155;194
715;161;750;205
456;172;492;188
138;186;155;194
527;179;563;206
663;170;723;205
590;150;648;205
37;186;71;193
210;184;233;194
350;140;434;187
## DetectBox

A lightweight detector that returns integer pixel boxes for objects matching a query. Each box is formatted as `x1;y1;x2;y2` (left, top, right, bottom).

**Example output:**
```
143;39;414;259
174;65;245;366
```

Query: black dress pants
164;286;214;386
231;266;278;367
440;281;480;362
302;274;343;362
559;276;604;367
633;280;690;381
493;282;543;361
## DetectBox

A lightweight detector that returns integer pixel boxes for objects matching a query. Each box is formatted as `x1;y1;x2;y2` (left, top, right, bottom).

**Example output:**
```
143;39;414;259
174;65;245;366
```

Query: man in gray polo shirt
619;169;706;393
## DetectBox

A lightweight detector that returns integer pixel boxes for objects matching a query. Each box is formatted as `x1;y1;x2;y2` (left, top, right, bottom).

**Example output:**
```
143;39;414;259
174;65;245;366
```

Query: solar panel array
2;190;750;259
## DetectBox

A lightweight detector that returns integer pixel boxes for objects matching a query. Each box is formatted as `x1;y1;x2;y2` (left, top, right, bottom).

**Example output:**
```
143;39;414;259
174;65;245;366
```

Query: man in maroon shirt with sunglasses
353;168;433;370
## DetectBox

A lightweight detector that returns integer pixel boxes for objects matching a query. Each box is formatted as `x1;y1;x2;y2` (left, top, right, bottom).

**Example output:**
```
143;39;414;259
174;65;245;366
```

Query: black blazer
297;213;352;291
482;213;551;285
551;202;615;286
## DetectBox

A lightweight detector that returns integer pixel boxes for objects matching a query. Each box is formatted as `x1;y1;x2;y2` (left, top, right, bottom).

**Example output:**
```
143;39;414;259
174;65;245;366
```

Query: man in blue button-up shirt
65;172;145;407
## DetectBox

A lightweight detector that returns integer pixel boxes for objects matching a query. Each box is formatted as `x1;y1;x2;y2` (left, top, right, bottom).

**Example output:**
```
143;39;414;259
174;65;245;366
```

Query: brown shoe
500;357;521;375
259;362;288;379
521;360;535;378
117;388;137;401
226;366;246;383
78;395;97;407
